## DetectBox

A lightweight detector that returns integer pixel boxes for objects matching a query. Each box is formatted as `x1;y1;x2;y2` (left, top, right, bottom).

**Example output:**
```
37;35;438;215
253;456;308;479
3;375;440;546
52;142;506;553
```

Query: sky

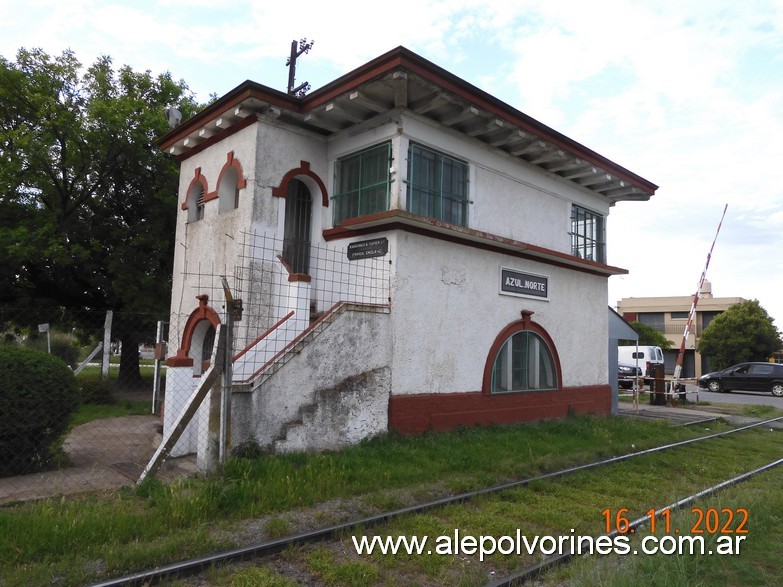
2;0;782;328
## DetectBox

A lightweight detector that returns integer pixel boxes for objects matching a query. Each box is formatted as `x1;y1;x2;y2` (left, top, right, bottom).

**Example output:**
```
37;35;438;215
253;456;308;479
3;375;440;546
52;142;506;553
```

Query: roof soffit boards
159;46;658;204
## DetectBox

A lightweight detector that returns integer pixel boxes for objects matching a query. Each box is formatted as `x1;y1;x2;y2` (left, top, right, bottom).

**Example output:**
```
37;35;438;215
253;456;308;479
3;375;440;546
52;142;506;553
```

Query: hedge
0;345;80;476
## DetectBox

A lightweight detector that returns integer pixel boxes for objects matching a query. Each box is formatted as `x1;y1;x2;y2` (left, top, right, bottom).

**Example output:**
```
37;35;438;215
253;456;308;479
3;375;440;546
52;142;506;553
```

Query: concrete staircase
273;367;391;453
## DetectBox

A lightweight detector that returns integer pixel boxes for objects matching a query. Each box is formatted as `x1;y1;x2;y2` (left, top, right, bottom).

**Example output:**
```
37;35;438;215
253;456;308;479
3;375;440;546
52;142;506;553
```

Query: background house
158;47;657;459
617;280;745;377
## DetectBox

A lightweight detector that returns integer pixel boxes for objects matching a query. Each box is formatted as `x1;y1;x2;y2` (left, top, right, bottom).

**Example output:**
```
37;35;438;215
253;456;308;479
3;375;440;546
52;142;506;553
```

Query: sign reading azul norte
347;237;389;260
500;268;549;298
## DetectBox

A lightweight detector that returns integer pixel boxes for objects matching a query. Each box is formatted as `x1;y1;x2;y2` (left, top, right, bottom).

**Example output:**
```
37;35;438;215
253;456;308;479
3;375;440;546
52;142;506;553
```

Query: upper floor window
333;142;391;224
186;184;205;222
217;152;246;213
407;143;469;226
196;191;205;220
571;205;605;263
218;166;240;213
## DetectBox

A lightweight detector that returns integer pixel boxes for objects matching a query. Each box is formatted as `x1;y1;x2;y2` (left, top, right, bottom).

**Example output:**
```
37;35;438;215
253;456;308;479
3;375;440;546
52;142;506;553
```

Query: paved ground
0;414;198;505
617;401;765;427
618;387;783;428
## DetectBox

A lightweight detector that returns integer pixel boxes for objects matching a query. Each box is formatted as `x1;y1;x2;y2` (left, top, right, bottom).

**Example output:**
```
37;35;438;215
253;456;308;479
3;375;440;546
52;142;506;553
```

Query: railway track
486;456;783;586
91;415;783;586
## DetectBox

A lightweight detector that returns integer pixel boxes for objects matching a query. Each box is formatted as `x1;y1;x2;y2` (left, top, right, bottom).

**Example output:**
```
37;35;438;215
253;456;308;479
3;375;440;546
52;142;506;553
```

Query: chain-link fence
0;307;191;503
1;233;391;503
155;232;391;476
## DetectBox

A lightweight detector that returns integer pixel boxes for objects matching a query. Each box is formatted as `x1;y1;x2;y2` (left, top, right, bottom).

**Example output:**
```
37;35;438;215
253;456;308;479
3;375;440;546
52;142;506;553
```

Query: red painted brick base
388;385;612;435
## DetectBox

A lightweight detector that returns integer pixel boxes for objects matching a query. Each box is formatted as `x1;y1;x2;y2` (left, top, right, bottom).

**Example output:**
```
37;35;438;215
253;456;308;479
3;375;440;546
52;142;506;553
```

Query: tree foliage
0;48;199;383
620;321;673;350
698;300;782;370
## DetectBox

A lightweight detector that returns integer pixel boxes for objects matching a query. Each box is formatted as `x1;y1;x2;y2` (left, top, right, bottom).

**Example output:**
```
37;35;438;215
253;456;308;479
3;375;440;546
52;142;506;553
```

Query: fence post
199;378;223;474
37;323;51;354
101;310;113;380
138;325;225;483
152;321;166;415
220;277;237;463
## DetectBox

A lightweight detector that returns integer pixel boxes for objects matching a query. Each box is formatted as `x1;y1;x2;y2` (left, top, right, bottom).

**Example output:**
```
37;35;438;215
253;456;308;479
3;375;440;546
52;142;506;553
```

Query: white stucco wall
385;231;608;396
251;121;329;233
168;123;260;353
319;117;612;394
231;308;392;451
162;366;199;456
393;114;611;253
169;119;332;356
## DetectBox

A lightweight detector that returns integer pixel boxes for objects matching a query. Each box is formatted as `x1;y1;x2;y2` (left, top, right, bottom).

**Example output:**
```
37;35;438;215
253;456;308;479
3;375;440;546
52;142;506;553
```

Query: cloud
3;0;780;324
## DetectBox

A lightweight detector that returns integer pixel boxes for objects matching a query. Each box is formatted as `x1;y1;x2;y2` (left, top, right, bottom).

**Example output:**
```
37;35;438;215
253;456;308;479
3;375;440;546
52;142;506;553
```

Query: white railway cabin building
159;47;657;458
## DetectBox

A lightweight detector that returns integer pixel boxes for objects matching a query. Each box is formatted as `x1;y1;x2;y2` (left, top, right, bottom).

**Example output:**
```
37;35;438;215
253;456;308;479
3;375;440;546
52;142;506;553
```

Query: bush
49;332;81;367
0;346;80;476
78;375;115;404
23;331;81;367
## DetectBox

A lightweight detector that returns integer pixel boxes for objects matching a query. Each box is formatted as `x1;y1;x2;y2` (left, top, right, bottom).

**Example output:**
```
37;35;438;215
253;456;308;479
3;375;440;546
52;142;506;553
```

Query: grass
738;403;782;418
107;355;156;366
264;427;783;586
0;414;780;585
68;399;151;428
557;468;783;586
76;363;160;386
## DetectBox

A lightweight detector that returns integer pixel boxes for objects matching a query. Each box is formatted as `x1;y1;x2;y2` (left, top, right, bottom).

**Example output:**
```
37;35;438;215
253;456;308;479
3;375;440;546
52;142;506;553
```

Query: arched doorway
283;178;312;275
198;323;216;374
166;295;221;372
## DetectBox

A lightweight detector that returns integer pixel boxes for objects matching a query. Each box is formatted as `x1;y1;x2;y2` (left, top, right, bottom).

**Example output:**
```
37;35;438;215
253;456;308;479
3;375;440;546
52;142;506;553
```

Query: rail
90;415;783;587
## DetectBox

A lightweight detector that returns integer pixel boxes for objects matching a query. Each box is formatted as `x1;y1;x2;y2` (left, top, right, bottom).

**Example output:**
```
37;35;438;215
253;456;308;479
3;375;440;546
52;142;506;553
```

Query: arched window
491;330;557;393
282;179;312;275
187;183;205;222
183;168;210;223
484;312;560;394
217;152;246;213
218;166;240;213
165;295;221;371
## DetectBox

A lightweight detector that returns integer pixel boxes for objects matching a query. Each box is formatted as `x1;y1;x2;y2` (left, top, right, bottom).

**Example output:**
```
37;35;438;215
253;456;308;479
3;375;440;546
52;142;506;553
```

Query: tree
620;321;673;350
0;48;200;385
698;300;782;370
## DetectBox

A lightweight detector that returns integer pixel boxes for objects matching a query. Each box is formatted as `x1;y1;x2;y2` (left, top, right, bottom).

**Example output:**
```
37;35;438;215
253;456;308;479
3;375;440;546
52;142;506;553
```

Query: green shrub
49;332;80;367
0;346;80;476
21;331;81;367
78;375;115;404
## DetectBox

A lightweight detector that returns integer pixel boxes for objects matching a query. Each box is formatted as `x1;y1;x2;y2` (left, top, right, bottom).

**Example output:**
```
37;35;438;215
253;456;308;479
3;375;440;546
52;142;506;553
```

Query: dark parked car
618;363;643;389
698;362;783;396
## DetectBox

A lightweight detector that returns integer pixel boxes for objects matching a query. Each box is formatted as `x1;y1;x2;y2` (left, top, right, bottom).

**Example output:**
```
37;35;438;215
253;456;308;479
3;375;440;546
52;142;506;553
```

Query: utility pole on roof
286;38;314;97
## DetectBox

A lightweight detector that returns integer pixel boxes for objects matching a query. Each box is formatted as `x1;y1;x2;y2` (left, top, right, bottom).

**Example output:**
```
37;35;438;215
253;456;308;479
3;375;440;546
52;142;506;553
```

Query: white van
618;345;664;376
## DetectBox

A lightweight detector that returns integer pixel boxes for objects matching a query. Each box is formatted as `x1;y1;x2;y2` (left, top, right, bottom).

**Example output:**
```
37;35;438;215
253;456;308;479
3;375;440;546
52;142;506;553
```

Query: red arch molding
216;150;248;193
166;295;222;367
480;310;563;395
181;167;210;210
272;160;329;207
